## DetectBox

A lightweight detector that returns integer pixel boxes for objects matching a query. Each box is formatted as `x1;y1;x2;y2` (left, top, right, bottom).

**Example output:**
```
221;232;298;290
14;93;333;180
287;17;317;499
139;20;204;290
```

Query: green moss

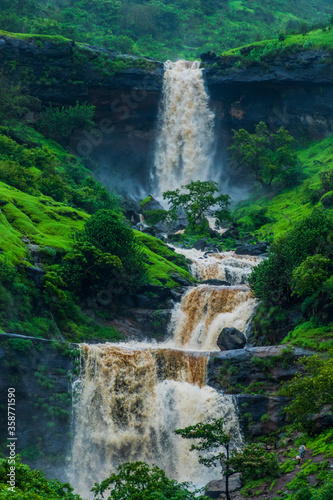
0;30;71;45
139;196;152;208
0;181;88;265
135;232;196;288
282;321;333;350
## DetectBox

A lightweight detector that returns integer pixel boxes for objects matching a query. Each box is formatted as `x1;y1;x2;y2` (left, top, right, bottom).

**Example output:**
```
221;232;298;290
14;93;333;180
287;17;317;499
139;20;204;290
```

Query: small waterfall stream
68;250;260;499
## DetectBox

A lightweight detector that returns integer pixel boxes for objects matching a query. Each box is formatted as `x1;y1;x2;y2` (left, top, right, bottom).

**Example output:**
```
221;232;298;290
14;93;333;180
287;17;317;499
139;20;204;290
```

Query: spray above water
153;60;215;195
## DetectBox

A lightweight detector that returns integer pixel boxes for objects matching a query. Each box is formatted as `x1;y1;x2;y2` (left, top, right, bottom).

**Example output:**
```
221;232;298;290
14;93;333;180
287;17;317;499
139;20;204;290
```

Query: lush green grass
234;135;333;240
222;26;333;61
0;182;88;265
282;321;333;350
135;232;195;287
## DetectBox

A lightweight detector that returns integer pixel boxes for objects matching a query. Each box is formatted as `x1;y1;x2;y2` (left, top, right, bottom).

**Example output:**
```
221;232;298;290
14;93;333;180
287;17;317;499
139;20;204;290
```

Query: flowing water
153;60;215;195
68;250;260;499
68;60;259;498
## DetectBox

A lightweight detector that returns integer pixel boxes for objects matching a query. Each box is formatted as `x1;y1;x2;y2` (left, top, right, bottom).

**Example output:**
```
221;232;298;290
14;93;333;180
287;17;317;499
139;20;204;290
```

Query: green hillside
0;0;332;60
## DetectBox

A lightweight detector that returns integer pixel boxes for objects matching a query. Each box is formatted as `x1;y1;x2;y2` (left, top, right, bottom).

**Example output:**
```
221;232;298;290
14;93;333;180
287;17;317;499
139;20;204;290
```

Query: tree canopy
162;180;230;233
91;462;208;500
230;122;300;190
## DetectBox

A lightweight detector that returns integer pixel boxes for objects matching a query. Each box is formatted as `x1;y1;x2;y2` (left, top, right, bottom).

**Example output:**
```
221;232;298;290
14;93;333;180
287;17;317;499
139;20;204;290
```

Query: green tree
280;354;333;431
248;209;332;305
292;254;331;297
70;210;147;294
0;73;40;122
226;444;279;481
230;122;298;189
0;456;82;499
175;418;234;500
37;101;95;144
91;461;208;500
162;180;231;233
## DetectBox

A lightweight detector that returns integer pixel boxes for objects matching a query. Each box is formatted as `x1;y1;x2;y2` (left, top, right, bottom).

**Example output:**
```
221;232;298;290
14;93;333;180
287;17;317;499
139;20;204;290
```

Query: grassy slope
222;26;333;60
234;135;333;240
0;188;192;289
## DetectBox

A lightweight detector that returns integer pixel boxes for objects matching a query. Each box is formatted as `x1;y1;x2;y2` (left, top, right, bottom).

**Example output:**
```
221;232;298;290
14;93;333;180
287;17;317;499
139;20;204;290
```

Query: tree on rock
163;180;231;233
175;418;279;500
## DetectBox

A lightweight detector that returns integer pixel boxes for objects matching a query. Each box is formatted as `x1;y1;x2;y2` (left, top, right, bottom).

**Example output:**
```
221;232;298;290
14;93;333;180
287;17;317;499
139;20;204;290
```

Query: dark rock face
208;346;314;437
235;242;268;256
205;473;242;499
0;333;74;480
217;327;246;351
0;35;163;192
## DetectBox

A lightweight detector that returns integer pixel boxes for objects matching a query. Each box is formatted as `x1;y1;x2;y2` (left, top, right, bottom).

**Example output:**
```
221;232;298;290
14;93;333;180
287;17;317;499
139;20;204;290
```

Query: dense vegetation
0;0;333;59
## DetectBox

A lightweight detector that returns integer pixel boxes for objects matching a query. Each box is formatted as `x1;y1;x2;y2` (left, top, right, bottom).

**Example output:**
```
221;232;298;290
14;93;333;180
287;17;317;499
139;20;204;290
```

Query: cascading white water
68;344;242;499
68;250;260;499
153;60;215;195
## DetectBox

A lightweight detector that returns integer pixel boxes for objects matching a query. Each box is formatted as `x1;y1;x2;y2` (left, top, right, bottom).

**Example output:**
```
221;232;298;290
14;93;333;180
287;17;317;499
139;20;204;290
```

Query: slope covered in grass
234;135;333;240
0;0;332;60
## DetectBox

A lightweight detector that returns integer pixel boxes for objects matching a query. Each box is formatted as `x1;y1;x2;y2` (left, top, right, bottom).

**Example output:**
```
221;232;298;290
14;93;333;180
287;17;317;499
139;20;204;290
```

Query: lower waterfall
68;251;260;499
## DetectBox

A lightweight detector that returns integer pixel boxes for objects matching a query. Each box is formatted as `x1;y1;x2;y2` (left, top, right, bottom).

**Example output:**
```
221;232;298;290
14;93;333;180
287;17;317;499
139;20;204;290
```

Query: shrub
227;443;279;481
37;101;95;144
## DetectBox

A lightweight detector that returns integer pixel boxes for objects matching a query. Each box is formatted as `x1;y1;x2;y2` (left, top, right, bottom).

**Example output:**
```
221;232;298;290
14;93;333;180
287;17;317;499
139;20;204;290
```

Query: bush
63;210;147;297
292;254;331;297
249;209;332;305
227;444;280;481
37;101;95;144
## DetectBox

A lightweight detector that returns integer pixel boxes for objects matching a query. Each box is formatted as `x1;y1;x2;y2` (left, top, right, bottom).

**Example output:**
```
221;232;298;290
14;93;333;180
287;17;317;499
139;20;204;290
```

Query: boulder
193;238;208;251
217;327;246;351
205;474;242;499
235;242;268;256
141;195;165;213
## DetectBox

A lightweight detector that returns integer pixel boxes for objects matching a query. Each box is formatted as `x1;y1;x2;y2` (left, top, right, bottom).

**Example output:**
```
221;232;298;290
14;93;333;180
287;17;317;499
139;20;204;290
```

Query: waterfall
68;251;260;499
153;60;215;195
69;345;241;499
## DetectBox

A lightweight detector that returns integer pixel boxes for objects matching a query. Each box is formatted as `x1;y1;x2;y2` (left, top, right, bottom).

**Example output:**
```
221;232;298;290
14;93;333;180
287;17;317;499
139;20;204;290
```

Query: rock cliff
1;35;333;190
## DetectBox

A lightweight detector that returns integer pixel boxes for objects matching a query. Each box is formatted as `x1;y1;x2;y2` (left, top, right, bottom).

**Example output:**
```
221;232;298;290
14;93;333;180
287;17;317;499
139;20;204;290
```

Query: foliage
230;122;300;190
0;0;332;59
0;72;40;121
248;209;333;306
91;461;208;500
0;456;82;499
175;417;231;469
163;180;230;234
291;254;331;297
37;102;95;144
227;444;279;481
280;354;333;430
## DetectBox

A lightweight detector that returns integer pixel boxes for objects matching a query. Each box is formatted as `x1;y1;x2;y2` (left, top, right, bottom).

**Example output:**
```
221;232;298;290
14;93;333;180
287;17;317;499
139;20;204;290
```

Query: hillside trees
280;354;333;431
61;209;147;299
230;122;301;190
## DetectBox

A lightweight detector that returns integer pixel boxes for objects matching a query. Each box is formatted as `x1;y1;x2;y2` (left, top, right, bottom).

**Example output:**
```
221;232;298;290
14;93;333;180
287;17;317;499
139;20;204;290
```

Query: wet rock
193;238;208;251
235;242;268;256
140;195;164;212
217;327;246;351
121;197;141;224
169;274;192;286
205;473;242;498
201;279;231;286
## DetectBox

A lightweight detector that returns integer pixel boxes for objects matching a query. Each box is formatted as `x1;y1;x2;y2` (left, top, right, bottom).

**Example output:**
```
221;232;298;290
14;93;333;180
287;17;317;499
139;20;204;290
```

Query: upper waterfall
153;60;215;195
